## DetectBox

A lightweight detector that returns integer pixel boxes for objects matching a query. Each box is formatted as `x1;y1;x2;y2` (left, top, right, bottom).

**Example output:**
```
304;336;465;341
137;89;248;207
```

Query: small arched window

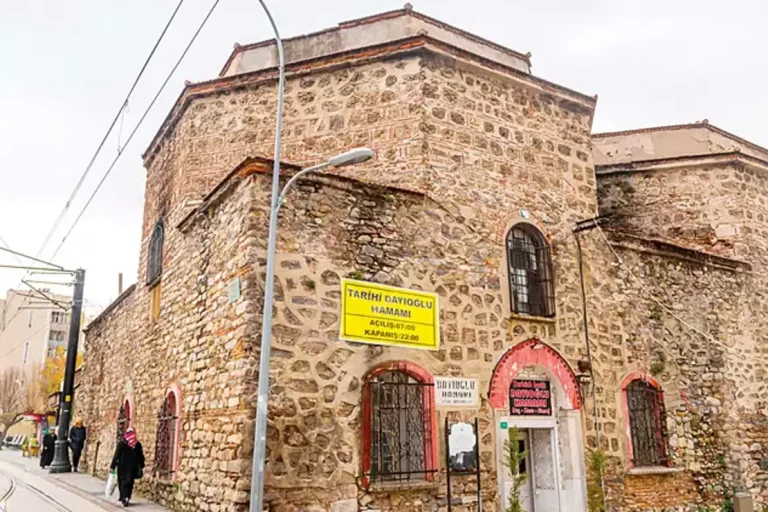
147;221;164;284
362;362;437;484
154;389;180;479
506;224;555;317
625;378;668;467
116;398;132;441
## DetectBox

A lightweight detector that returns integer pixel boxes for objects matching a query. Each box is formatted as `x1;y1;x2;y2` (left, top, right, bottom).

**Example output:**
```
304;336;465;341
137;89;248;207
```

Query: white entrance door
497;421;562;512
529;428;559;512
500;428;533;511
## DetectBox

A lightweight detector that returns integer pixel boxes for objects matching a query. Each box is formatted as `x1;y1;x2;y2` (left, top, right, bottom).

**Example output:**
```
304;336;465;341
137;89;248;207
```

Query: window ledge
369;480;440;493
510;313;557;324
627;466;682;476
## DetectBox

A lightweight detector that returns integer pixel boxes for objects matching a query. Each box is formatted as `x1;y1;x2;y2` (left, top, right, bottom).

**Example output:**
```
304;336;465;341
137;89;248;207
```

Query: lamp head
329;148;374;167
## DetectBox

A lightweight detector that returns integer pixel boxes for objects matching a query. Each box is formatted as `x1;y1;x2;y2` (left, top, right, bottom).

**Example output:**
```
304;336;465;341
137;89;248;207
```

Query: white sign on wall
435;377;479;407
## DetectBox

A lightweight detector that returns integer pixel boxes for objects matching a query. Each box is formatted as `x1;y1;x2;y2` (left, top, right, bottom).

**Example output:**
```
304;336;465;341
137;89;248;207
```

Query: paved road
0;461;112;511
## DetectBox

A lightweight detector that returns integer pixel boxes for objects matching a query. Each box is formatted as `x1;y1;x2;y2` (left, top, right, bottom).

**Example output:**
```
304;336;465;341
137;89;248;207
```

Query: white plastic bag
105;470;117;498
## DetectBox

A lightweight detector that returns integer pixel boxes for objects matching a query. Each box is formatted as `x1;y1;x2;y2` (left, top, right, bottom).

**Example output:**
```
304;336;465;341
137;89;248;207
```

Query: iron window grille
506;225;555;317
627;380;668;467
368;369;435;483
154;393;178;479
147;221;164;284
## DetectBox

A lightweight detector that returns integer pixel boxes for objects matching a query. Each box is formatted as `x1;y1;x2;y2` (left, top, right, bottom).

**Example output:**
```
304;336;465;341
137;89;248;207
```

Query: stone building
77;6;768;512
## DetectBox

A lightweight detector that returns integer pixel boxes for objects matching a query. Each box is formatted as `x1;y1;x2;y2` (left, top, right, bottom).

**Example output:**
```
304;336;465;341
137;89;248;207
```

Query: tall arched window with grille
147;221;164;284
362;362;437;485
624;378;668;467
116;398;132;441
506;224;555;317
154;389;180;479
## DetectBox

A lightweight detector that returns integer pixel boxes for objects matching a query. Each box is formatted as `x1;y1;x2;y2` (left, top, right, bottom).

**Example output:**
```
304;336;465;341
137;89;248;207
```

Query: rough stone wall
79;285;137;472
221;52;599;511
80;171;260;512
77;37;768;512
597;162;768;264
596;162;768;507
129;49;600;512
579;230;752;510
143;53;429;233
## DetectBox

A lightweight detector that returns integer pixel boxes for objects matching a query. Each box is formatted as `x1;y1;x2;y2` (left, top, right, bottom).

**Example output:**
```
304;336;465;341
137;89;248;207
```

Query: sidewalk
0;448;169;510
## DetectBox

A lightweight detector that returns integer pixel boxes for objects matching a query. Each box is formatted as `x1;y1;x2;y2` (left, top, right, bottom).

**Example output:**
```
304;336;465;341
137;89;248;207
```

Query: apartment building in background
0;288;81;375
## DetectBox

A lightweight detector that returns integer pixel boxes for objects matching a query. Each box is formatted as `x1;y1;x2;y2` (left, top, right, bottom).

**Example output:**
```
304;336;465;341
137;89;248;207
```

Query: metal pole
249;0;284;510
574;234;600;449
50;268;85;473
445;417;452;512
475;417;482;512
0;246;64;269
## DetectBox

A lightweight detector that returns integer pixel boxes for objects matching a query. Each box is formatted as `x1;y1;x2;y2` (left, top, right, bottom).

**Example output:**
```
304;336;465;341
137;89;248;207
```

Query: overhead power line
37;0;187;258
51;0;222;259
1;1;187;336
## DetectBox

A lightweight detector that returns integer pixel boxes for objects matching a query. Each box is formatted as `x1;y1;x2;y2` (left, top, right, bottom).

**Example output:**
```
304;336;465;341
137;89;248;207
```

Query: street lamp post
249;147;373;512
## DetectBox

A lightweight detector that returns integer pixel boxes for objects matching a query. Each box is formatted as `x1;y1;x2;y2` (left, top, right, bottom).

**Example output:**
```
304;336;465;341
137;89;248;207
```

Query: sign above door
509;379;552;416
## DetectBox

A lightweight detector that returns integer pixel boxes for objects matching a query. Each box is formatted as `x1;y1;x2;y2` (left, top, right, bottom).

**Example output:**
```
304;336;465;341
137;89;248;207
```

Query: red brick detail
488;339;582;410
619;471;698;509
361;361;438;487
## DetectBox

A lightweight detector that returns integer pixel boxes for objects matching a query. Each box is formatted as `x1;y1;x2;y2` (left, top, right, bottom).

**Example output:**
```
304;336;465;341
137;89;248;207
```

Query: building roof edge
219;7;532;77
143;36;595;166
84;284;137;332
594;122;768;159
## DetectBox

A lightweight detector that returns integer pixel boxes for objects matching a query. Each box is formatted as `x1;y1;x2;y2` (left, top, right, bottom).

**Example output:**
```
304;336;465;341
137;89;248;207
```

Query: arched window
624;378;668;467
147;221;164;284
154;389;180;479
506;224;555;317
116;398;132;441
362;362;437;485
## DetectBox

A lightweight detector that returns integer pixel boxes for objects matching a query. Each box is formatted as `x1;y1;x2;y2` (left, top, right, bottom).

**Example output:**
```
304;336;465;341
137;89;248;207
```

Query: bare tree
0;366;34;447
25;367;46;418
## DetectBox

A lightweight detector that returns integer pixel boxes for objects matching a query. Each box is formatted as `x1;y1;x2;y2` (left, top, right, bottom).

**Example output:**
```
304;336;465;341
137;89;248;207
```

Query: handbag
136;466;144;479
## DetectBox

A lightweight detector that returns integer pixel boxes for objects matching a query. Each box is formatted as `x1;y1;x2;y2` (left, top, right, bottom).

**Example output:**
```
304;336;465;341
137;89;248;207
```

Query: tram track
0;467;73;512
0;471;16;505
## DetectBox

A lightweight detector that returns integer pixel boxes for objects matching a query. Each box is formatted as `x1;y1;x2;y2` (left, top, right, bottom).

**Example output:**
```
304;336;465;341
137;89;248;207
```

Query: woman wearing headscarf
110;428;145;507
69;417;87;472
40;427;56;468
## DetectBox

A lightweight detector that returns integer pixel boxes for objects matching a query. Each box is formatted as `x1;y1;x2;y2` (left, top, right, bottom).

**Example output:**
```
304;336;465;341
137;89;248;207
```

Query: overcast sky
1;0;766;312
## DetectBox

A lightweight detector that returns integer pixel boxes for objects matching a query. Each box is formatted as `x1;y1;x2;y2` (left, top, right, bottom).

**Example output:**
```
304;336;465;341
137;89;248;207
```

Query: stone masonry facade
78;7;768;512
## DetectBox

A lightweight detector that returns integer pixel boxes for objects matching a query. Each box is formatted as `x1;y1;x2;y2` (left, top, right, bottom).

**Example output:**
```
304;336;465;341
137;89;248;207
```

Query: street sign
340;279;439;350
435;377;479;407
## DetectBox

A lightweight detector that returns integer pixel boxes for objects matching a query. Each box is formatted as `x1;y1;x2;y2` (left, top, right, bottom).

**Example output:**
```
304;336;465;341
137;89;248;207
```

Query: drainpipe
573;217;606;508
573;229;601;449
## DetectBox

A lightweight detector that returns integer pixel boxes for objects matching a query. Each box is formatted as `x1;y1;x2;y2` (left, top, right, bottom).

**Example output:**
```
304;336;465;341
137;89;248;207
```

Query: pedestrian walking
40;428;56;468
69;417;87;472
110;427;145;507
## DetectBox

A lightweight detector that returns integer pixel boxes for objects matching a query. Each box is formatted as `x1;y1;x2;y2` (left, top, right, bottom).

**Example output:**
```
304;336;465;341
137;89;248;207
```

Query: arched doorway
489;339;586;512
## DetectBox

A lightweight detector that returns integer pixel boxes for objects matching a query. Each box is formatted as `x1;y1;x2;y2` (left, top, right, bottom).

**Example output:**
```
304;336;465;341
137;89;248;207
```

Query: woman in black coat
111;428;145;507
69;417;87;472
40;428;56;468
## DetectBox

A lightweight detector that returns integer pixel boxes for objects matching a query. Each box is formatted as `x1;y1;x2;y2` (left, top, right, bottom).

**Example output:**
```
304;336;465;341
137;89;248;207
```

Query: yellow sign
340;279;439;350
